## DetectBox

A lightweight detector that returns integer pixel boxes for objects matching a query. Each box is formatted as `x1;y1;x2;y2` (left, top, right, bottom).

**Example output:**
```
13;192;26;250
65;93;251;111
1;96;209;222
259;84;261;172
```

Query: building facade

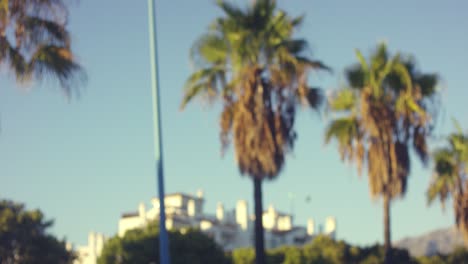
74;232;105;264
74;191;337;263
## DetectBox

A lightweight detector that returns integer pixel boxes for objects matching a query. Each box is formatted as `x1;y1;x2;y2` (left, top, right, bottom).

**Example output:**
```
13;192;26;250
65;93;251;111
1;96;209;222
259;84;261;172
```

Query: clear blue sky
1;0;467;247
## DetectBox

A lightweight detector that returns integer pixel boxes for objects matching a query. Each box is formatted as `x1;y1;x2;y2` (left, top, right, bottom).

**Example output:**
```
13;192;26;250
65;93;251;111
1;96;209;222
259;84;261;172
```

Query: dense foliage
231;235;467;264
0;200;74;264
98;222;229;264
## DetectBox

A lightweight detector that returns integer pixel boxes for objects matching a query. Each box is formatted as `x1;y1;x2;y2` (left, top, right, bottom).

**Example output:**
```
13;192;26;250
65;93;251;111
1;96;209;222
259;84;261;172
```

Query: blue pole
148;0;170;263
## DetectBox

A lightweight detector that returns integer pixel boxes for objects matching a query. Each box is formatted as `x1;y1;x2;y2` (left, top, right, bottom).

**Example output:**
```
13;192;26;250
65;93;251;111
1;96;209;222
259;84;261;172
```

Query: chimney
187;199;196;217
196;189;204;199
307;218;315;236
95;233;105;257
88;232;96;256
216;202;224;221
325;216;337;239
236;200;248;230
65;242;73;251
268;204;275;214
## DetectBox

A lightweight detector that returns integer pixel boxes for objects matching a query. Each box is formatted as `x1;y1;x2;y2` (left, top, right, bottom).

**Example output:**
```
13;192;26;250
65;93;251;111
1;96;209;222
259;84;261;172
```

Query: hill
395;226;466;257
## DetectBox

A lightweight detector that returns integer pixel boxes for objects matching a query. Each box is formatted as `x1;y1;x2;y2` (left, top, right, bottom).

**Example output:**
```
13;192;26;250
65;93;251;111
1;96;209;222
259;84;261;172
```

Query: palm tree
427;120;468;243
180;1;328;263
325;43;439;264
0;0;84;95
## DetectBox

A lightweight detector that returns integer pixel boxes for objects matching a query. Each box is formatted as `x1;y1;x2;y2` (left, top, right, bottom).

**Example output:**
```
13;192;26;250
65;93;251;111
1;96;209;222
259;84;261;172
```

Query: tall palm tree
180;1;328;263
325;43;439;264
0;0;83;95
427;120;468;243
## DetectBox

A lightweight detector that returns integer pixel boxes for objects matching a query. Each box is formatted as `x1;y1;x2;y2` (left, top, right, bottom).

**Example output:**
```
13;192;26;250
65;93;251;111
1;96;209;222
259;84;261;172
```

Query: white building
75;191;337;263
74;232;106;264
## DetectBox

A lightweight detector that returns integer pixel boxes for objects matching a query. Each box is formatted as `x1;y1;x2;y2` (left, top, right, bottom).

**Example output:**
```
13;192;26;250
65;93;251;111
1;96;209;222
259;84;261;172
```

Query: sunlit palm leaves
0;0;83;95
428;121;468;242
326;43;438;199
181;0;328;179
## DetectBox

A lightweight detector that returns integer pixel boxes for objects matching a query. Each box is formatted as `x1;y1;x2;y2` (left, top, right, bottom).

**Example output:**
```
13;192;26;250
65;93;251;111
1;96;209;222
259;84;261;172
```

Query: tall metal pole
148;0;170;263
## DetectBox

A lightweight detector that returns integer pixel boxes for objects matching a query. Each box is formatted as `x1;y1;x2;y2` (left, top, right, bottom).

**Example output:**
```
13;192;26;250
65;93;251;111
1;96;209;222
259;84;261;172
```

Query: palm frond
180;66;224;110
415;73;438;96
345;64;365;90
328;88;356;111
354;49;371;86
190;33;227;67
370;43;388;74
324;116;358;145
296;56;331;72
278;39;308;56
376;54;398;87
291;14;304;27
393;62;413;94
412;127;429;165
452;118;463;134
216;0;246;23
30;45;84;95
19;16;70;49
9;45;33;83
298;87;323;111
427;176;451;208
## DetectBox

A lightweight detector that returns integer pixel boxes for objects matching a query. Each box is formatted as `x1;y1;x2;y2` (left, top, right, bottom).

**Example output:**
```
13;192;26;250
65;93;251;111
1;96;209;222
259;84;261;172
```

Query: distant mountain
395;226;466;257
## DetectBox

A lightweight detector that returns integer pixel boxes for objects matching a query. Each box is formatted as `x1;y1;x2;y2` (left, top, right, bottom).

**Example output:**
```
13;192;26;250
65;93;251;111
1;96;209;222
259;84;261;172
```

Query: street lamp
148;0;170;263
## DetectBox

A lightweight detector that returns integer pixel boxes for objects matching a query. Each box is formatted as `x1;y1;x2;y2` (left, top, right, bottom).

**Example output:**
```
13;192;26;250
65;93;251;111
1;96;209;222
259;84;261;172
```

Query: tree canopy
0;0;84;95
0;199;74;264
326;43;439;200
428;120;468;243
98;222;229;264
181;0;328;180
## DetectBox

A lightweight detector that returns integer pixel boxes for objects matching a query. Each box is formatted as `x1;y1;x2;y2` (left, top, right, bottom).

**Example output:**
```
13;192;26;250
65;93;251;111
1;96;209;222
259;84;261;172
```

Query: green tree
302;235;352;264
427;121;468;243
446;246;468;263
0;0;84;95
0;200;75;264
180;1;328;263
98;222;229;264
325;43;439;264
232;248;255;264
417;255;448;264
280;246;304;264
231;236;430;264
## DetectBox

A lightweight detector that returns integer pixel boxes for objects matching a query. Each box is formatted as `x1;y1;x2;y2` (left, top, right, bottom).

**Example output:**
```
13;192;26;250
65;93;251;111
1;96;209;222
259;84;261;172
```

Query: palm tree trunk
253;177;266;264
383;193;392;264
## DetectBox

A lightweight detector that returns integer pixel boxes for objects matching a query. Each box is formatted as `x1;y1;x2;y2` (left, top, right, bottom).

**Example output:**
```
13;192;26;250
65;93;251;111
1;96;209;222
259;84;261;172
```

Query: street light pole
148;0;170;263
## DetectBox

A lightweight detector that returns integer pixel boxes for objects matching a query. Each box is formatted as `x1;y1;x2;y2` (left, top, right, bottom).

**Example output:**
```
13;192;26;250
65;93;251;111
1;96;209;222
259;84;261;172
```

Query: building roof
276;211;291;217
152;192;204;201
121;212;139;218
263;206;291;217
